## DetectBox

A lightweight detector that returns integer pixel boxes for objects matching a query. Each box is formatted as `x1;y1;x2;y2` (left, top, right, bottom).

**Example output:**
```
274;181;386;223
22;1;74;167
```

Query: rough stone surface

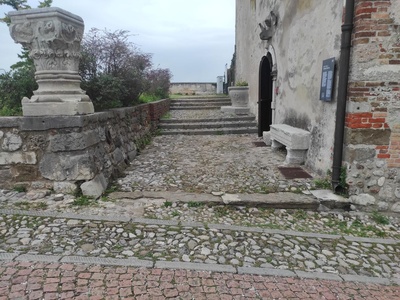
350;194;377;206
80;173;108;198
1;132;22;152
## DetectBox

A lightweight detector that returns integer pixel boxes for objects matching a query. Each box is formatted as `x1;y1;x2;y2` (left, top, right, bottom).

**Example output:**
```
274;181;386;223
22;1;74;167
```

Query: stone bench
269;124;311;164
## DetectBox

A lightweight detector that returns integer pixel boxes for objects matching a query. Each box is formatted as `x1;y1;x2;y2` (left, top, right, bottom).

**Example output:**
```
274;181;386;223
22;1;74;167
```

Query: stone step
171;102;231;107
170;96;230;101
160;127;258;135
160;121;258;130
160;116;256;124
170;106;222;110
171;99;231;104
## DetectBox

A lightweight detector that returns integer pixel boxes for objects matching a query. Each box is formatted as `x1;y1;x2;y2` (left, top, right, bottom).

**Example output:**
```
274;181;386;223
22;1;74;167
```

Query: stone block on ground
81;173;108;198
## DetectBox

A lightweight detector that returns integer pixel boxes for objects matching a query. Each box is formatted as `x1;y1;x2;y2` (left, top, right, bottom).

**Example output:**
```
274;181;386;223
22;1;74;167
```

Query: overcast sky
0;0;235;82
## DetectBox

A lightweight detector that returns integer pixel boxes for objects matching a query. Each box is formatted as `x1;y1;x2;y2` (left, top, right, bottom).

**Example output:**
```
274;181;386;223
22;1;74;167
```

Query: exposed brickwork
345;0;400;210
347;0;400;168
1;261;399;300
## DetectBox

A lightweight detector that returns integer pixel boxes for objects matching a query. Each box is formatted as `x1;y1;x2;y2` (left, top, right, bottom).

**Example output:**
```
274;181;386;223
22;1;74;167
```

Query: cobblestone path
0;109;399;298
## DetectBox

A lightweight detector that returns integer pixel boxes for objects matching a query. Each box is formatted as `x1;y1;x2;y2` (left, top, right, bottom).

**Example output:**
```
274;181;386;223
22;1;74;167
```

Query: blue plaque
320;58;335;101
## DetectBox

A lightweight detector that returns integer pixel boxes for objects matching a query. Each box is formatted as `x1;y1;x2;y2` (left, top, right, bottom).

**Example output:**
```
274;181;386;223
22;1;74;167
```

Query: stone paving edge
1;252;398;286
1;209;398;245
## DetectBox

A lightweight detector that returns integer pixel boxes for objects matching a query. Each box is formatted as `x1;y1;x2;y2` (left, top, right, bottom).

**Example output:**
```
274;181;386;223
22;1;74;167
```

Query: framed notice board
319;57;335;101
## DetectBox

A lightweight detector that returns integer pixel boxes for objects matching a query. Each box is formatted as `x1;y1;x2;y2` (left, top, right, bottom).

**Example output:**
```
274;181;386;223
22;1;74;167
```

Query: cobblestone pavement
0;109;400;298
119;134;313;194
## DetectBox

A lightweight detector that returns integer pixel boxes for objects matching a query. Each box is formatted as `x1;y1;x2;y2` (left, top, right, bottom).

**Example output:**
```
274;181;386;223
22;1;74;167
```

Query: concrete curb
2;252;398;286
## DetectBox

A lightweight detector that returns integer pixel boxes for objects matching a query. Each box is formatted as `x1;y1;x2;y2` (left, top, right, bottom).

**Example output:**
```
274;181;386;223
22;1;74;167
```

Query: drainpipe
331;0;355;192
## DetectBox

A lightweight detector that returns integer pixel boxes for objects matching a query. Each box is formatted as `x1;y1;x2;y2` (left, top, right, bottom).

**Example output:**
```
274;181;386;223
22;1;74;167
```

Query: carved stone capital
8;7;93;116
9;7;84;71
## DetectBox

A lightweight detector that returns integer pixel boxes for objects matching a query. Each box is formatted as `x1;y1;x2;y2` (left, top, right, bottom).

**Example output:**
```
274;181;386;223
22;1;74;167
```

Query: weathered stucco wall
170;82;217;95
345;0;400;212
0;99;170;197
235;0;343;173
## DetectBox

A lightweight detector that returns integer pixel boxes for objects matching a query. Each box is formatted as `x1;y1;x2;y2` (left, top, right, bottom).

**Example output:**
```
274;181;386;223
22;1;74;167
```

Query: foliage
144;68;172;100
235;80;248;86
0;3;171;115
0;64;36;116
313;177;331;190
13;185;27;193
80;28;171;110
72;196;93;206
371;211;390;225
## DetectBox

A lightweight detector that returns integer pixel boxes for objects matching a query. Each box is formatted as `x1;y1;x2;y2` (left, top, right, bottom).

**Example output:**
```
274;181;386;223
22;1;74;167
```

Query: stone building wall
0;99;170;197
170;82;217;95
345;0;400;212
235;0;343;173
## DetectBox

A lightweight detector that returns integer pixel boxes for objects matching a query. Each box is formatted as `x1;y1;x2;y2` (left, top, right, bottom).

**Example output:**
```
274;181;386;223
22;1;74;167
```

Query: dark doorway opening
258;53;274;137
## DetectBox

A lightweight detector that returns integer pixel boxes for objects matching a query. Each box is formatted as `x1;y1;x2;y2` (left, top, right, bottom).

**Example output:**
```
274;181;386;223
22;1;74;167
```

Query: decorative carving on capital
10;9;84;71
8;7;94;116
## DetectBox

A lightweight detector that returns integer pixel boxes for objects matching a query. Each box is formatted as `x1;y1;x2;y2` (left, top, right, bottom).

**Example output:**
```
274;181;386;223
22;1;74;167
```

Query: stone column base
22;101;94;116
221;106;250;115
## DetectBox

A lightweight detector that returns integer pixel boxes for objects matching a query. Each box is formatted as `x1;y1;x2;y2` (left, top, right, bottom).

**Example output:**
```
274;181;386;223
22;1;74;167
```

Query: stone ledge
221;106;251;115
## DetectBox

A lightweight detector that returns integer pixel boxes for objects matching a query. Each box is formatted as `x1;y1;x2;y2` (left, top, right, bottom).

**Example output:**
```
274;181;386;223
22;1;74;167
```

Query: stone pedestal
221;86;250;115
9;7;94;116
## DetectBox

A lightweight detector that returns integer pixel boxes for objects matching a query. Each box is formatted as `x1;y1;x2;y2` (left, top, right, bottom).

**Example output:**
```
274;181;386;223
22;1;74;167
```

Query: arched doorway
258;53;274;137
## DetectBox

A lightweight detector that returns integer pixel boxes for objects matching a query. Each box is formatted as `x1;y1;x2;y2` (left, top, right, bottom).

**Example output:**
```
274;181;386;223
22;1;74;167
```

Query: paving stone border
0;252;397;286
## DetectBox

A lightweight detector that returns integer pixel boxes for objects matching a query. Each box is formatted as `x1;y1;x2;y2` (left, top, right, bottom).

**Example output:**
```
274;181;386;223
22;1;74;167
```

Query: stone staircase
169;97;231;110
159;96;258;135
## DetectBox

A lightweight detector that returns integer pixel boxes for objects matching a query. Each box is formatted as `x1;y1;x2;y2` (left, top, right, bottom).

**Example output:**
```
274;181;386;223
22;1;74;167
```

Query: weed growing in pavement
13;185;27;193
323;216;387;238
187;201;204;208
171;210;180;217
164;201;172;207
72;196;93;206
36;202;48;210
14;201;30;208
293;209;308;220
313;178;331;189
371;211;390;225
214;206;230;217
14;201;48;210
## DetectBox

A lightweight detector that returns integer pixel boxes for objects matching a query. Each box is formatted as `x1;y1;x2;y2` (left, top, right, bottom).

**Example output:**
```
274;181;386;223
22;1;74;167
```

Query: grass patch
72;196;93;206
13;201;48;210
171;210;180;217
164;201;173;207
13;185;27;193
161;112;171;120
139;93;162;103
371;211;390;225
187;201;204;208
314;178;331;189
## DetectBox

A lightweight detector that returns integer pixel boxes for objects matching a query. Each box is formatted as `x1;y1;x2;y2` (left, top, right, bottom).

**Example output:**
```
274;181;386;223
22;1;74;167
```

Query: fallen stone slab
233;192;319;210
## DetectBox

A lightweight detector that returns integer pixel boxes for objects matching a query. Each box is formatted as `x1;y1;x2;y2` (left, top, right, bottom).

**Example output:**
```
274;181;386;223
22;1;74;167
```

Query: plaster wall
235;0;343;173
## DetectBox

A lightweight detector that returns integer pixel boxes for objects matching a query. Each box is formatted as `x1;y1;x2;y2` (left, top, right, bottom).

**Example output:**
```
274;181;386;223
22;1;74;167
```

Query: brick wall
345;0;400;211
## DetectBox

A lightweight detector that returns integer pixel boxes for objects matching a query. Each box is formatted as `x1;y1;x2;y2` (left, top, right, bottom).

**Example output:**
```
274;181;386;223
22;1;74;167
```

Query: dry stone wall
0;99;170;197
